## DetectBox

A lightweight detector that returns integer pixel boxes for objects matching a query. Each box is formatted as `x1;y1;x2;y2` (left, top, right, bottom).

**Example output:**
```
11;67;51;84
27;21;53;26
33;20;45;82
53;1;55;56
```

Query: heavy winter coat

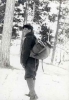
20;32;39;67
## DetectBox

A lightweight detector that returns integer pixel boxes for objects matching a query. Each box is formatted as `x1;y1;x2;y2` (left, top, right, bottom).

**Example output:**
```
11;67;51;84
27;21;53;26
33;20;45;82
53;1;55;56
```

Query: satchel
30;39;50;59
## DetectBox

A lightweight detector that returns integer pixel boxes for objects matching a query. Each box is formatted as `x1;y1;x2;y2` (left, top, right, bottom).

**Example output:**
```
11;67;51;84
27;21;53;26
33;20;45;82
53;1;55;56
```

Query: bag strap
42;59;44;72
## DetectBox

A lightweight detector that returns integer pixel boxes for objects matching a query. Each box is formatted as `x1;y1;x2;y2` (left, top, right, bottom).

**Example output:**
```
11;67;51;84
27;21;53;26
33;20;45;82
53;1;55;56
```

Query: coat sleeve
22;37;34;66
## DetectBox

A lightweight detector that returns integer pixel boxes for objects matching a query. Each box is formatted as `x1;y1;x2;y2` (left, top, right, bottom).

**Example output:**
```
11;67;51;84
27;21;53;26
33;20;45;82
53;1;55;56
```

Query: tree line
0;0;69;67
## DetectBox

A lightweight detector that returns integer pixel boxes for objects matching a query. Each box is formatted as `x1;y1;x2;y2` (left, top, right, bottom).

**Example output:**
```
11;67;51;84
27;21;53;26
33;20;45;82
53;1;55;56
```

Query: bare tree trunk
21;0;29;47
24;0;28;25
33;2;35;21
1;0;15;67
51;0;62;63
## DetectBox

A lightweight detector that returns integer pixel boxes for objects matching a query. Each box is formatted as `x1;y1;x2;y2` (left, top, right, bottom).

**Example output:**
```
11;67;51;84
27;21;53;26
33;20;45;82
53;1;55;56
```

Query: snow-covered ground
0;0;69;99
0;39;69;100
0;63;69;100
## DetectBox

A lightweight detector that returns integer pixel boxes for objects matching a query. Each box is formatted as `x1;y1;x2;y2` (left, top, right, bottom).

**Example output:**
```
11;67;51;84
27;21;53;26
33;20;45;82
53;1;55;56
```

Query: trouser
24;57;39;80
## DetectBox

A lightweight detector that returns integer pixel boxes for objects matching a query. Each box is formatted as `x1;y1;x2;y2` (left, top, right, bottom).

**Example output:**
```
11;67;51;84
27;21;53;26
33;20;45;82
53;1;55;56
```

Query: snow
0;1;69;99
0;39;69;100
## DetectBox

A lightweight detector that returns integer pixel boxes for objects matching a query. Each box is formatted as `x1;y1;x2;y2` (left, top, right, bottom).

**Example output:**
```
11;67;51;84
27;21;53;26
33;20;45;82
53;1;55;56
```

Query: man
20;24;39;100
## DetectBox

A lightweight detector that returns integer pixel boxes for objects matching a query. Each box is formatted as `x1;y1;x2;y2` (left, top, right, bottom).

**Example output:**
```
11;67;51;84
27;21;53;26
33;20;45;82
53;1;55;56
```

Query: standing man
20;24;39;100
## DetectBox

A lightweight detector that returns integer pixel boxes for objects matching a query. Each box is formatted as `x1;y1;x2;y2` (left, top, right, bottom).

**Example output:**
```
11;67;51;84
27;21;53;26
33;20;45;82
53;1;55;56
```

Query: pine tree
1;0;15;67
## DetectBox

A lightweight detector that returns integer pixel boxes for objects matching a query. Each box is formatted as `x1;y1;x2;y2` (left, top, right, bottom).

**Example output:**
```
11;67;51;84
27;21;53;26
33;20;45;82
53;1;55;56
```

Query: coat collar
25;32;34;37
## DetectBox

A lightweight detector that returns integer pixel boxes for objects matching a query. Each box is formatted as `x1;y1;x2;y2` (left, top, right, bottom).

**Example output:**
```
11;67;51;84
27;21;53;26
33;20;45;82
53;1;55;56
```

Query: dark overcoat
20;32;39;79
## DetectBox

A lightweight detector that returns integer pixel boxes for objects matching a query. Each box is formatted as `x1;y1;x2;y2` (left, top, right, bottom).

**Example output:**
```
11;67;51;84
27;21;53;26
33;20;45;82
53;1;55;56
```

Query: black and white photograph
0;0;69;100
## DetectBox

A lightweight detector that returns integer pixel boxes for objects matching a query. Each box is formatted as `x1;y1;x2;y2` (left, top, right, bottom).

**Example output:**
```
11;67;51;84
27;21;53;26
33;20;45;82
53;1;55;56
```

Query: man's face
23;28;31;36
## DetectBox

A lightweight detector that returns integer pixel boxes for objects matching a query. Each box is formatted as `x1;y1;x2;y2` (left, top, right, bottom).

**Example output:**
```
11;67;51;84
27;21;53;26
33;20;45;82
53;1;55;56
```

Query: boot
25;92;38;99
26;78;38;100
25;79;35;97
30;93;38;100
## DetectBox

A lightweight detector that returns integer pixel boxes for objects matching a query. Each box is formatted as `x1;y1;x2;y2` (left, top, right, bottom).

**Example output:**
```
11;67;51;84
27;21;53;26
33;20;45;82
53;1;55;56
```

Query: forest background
0;0;69;68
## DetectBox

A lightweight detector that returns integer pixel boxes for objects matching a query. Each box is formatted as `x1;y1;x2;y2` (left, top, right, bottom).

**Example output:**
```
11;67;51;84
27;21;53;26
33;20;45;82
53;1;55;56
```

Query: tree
1;0;15;67
23;0;29;24
51;0;62;63
0;0;17;38
0;1;6;34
